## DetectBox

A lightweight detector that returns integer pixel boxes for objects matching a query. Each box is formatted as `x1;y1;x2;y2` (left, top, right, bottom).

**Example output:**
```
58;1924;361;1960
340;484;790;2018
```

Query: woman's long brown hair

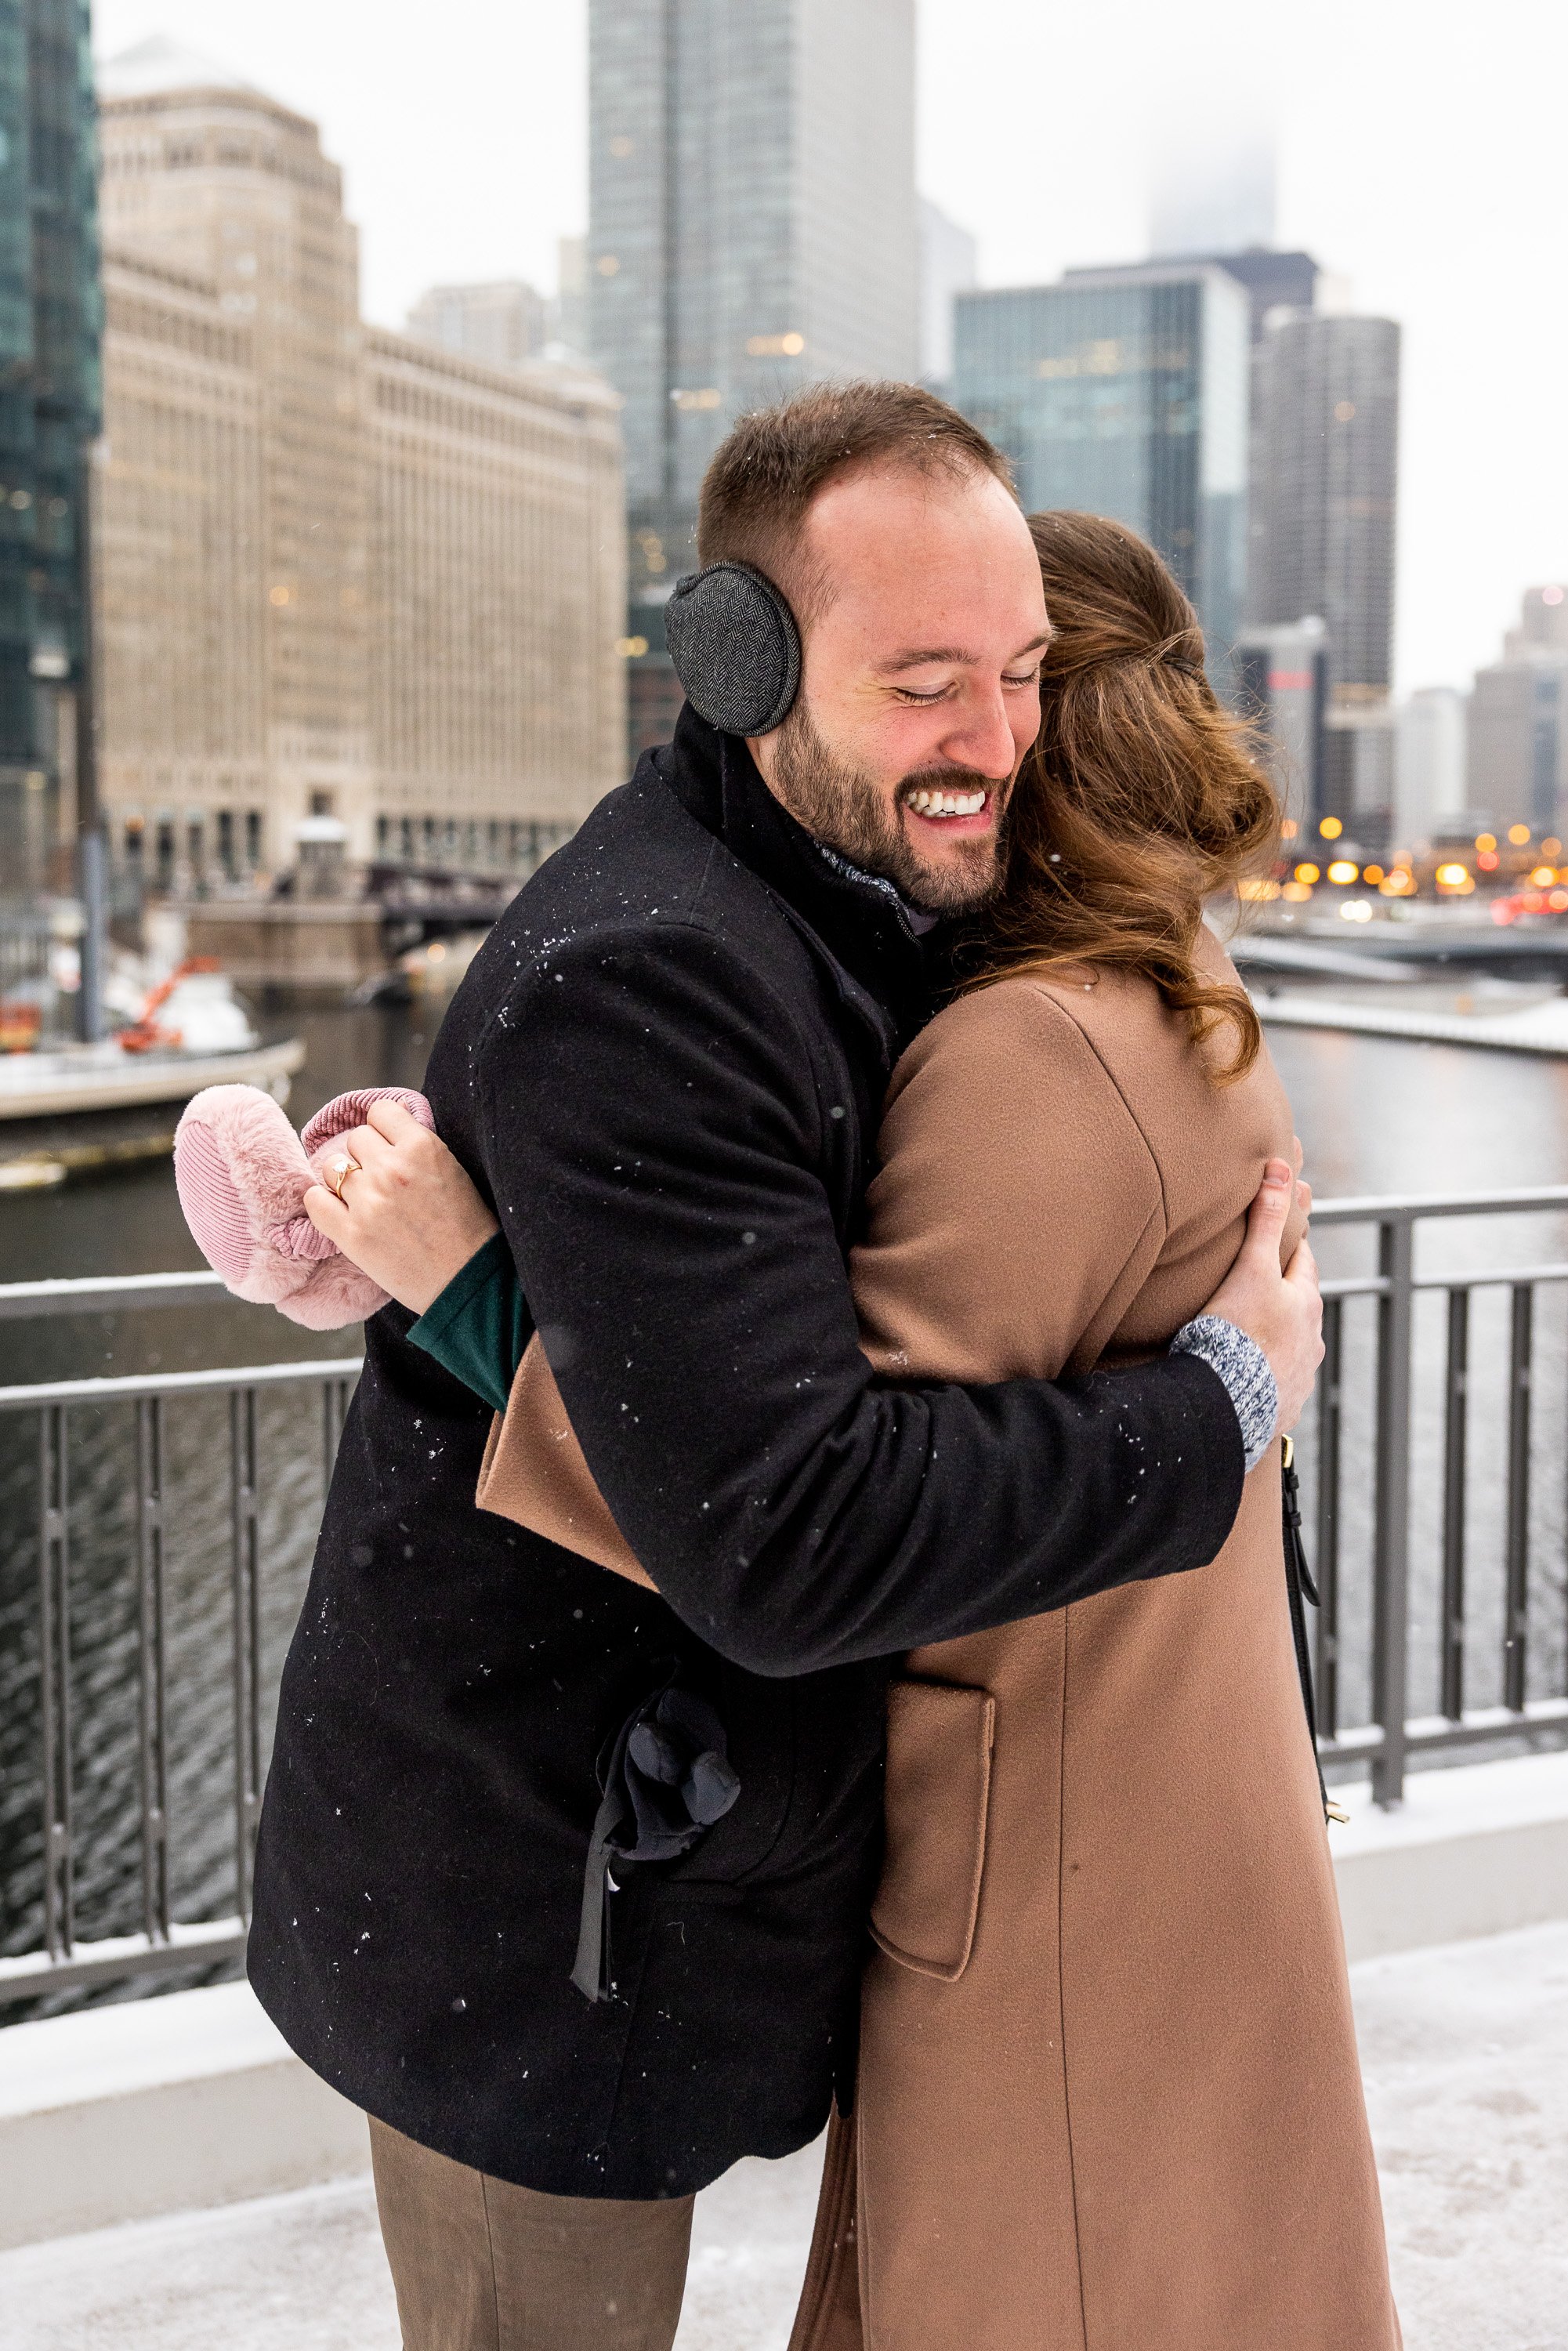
969;511;1280;1082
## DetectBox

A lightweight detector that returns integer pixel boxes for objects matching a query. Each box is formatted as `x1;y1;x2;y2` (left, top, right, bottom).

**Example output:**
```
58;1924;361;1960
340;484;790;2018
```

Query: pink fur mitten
174;1085;436;1329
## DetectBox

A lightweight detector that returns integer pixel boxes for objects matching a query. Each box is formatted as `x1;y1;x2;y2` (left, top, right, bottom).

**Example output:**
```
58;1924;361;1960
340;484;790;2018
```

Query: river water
5;1000;1567;1291
3;998;1567;2012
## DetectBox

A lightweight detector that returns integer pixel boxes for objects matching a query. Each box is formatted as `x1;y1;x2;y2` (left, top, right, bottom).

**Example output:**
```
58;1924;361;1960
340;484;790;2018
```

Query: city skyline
90;0;1568;704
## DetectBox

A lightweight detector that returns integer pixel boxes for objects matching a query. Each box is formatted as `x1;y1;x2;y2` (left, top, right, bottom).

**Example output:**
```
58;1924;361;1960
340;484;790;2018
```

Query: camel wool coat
477;932;1400;2351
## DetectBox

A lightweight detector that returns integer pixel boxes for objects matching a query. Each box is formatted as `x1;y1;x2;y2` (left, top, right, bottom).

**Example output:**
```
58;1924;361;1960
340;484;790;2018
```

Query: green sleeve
407;1233;529;1414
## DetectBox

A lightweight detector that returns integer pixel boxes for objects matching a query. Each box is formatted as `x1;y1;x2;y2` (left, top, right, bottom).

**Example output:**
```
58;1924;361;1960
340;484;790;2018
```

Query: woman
775;514;1400;2350
358;515;1399;2348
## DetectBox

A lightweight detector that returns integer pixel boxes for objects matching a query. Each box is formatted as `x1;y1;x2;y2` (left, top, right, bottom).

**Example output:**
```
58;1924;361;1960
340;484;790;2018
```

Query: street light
74;437;107;1045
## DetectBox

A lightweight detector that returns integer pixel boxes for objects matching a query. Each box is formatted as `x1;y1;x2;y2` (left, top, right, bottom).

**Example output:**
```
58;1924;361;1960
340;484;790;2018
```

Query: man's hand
1200;1154;1324;1438
303;1098;500;1314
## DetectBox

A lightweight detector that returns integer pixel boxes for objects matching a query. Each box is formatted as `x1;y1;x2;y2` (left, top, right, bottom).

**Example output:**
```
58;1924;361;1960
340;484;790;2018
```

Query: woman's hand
303;1098;500;1314
1199;1149;1322;1438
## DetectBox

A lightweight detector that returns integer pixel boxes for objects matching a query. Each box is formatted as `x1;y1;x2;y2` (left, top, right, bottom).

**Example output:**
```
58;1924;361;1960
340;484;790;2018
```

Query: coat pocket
870;1679;995;1983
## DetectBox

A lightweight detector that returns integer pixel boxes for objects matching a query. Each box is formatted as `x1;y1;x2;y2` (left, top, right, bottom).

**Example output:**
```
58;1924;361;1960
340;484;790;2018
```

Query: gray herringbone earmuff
664;562;802;737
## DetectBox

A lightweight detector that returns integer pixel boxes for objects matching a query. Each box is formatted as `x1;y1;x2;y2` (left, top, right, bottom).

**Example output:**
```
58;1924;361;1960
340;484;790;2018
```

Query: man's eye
1003;668;1042;689
893;685;950;705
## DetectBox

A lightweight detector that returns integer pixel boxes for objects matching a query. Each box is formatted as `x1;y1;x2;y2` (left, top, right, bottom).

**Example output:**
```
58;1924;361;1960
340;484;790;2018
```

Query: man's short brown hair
697;381;1014;615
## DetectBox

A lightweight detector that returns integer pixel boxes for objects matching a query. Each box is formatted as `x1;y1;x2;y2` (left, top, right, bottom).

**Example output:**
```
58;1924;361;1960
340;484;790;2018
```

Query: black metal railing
1306;1186;1568;1804
1;1272;357;2007
5;1192;1568;2005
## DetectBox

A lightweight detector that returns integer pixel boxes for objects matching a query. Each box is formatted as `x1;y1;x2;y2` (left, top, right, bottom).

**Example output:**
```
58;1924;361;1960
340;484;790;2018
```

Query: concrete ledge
0;1982;368;2252
1331;1748;1568;1960
3;1750;1567;2252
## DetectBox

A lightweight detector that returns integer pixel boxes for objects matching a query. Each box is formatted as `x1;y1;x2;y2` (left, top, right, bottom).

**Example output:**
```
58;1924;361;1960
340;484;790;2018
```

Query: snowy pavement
5;1921;1568;2351
1354;1924;1568;2351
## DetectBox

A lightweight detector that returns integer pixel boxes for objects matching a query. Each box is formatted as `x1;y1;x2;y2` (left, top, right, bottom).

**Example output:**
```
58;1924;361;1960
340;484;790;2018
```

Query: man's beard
769;702;1008;915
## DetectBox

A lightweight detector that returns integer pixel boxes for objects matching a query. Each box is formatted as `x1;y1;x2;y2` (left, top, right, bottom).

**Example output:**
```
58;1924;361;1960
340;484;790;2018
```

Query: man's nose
940;684;1021;781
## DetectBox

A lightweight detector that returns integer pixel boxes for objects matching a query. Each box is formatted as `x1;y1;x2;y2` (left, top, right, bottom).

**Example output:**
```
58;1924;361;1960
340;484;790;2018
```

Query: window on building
244;811;263;871
216;809;235;878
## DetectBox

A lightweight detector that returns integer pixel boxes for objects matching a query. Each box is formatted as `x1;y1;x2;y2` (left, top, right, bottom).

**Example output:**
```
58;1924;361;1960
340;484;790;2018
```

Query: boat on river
0;962;304;1188
0;1032;305;1123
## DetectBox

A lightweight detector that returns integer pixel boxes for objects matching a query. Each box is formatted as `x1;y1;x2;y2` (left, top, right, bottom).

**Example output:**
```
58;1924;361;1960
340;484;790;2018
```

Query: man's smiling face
750;462;1049;913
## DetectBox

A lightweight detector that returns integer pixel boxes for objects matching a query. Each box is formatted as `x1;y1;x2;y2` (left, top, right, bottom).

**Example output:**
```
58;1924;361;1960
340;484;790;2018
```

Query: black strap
571;1780;630;2005
1281;1438;1348;1826
570;1676;741;2003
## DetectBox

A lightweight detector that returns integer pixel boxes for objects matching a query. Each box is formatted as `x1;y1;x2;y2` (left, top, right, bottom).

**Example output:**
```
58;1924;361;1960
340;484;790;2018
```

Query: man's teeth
906;787;988;818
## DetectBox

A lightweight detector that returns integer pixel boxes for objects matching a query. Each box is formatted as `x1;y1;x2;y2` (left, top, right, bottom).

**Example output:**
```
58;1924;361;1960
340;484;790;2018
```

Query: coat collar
647;705;942;1056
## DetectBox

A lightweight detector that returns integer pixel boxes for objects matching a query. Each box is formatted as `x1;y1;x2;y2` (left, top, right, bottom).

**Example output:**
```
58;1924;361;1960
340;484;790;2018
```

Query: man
251;383;1320;2348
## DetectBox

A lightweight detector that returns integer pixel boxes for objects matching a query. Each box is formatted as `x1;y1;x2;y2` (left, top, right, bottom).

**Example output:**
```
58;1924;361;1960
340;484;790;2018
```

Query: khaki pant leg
370;2117;694;2351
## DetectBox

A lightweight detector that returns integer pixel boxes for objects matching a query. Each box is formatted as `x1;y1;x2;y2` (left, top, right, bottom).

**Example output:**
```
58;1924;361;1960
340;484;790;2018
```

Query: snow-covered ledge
0;1981;368;2252
1332;1747;1568;1961
4;1747;1568;2252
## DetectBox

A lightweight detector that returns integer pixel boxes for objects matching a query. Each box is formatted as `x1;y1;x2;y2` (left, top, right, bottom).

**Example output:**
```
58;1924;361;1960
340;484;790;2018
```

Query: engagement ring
328;1154;360;1201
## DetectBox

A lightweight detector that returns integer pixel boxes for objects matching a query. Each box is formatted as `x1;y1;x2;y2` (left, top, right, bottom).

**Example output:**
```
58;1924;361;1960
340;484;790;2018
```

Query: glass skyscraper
1069;249;1320;348
588;0;918;751
952;265;1251;664
0;0;100;890
1466;588;1568;838
1248;313;1400;700
1248;313;1400;835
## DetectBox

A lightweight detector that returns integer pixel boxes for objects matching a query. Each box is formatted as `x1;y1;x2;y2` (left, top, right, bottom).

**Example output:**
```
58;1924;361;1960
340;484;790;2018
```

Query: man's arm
465;924;1248;1676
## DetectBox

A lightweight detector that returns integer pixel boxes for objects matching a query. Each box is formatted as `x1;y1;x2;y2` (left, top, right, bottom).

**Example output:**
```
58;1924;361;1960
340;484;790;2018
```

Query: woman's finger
1284;1234;1319;1291
1236;1159;1294;1266
303;1180;352;1241
366;1098;424;1144
330;1118;392;1168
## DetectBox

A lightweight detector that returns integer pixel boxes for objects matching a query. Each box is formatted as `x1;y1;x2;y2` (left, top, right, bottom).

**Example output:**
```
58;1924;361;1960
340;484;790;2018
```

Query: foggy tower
1148;131;1276;260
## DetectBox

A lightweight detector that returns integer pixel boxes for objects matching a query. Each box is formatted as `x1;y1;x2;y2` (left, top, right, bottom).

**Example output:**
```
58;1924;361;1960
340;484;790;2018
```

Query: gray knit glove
1170;1315;1279;1473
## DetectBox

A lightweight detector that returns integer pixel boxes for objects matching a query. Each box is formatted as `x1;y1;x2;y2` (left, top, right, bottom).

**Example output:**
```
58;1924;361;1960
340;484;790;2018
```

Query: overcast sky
94;0;1568;696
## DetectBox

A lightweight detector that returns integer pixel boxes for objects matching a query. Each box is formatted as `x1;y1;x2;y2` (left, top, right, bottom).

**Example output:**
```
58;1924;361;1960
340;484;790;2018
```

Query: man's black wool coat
248;709;1244;2198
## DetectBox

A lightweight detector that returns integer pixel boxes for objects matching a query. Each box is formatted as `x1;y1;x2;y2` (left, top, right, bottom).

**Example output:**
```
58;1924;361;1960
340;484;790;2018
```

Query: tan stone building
93;39;625;889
